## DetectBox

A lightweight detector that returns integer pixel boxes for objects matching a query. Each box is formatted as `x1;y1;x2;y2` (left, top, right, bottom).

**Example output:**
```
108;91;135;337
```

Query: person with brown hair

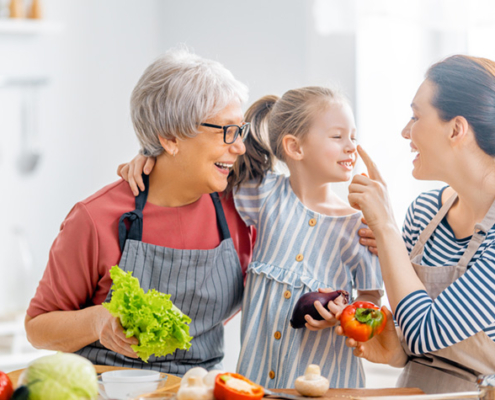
120;87;383;389
347;55;495;394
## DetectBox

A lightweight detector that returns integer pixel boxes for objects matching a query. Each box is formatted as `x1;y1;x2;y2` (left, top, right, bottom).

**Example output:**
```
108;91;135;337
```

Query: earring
173;149;177;157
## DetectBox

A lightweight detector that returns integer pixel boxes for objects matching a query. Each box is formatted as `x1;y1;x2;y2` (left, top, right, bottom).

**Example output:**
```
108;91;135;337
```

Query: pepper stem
355;307;379;323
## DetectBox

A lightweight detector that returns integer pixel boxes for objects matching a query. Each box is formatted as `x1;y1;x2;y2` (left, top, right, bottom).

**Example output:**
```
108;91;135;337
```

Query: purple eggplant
290;290;350;329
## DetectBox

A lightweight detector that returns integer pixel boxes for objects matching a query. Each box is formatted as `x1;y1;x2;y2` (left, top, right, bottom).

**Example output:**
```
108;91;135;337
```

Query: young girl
119;87;383;389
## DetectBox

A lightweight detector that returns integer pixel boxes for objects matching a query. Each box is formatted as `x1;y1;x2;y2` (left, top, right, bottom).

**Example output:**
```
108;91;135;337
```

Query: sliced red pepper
0;371;13;400
339;301;387;342
214;372;264;400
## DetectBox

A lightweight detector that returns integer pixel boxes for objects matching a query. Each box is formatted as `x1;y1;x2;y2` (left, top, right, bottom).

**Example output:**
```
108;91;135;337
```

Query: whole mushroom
294;365;329;397
177;376;211;400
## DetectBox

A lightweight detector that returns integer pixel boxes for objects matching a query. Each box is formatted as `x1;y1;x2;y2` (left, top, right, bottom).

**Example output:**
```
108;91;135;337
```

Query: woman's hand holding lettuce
103;265;193;362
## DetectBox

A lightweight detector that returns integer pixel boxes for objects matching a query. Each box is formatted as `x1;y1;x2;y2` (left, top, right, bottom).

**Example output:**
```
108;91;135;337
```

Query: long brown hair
225;95;277;195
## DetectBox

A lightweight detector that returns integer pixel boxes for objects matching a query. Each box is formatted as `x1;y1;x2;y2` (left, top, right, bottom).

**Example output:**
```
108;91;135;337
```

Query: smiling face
177;99;246;193
402;80;453;181
299;101;357;183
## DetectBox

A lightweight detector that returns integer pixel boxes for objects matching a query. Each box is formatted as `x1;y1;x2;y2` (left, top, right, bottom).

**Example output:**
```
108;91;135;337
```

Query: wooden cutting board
271;387;424;399
8;366;423;399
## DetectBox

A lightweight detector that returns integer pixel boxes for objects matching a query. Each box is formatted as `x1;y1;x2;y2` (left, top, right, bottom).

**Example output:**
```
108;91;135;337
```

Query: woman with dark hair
346;55;495;394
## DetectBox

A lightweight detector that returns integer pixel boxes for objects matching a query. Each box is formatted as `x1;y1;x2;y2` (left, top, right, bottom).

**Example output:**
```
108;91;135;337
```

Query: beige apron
396;193;495;394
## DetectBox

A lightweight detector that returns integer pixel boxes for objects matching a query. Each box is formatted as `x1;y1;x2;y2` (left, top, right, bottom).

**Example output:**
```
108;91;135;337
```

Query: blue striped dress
234;173;383;389
396;187;495;355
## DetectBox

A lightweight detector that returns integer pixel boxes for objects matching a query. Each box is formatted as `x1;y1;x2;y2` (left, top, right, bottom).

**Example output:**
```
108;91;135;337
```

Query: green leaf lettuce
103;265;193;362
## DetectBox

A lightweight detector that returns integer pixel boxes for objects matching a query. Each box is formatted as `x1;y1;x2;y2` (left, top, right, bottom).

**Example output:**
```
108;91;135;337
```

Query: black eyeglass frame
200;122;251;144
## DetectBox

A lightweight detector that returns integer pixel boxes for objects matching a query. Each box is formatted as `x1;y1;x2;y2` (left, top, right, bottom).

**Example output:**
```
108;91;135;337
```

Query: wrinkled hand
348;146;397;232
336;306;407;367
95;306;139;358
305;289;347;331
117;154;156;196
359;217;378;256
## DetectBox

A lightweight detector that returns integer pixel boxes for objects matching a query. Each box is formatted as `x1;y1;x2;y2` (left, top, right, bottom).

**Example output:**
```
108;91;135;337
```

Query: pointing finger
357;145;384;183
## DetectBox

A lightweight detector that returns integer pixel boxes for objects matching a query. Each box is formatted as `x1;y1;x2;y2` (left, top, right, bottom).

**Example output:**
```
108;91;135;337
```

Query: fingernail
361;173;368;177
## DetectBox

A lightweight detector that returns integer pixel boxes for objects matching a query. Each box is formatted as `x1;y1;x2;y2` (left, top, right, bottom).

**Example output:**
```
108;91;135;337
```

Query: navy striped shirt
396;187;495;355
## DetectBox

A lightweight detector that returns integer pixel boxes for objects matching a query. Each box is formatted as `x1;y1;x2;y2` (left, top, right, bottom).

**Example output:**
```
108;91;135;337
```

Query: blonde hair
131;47;249;157
268;86;344;161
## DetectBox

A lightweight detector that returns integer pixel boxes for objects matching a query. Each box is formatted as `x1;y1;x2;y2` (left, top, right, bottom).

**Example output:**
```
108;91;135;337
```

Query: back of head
131;47;249;157
268;86;344;161
426;55;495;157
228;95;278;194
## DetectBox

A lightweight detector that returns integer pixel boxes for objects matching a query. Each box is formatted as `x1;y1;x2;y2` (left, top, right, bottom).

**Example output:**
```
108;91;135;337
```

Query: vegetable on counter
338;301;387;342
178;367;224;400
103;265;193;362
11;386;29;400
177;376;211;400
290;290;349;329
0;371;13;400
294;364;329;397
214;373;264;400
17;352;98;400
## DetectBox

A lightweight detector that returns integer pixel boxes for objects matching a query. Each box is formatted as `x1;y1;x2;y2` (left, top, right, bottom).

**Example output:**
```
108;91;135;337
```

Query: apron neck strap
457;196;495;269
210;192;231;240
410;192;458;260
118;174;149;252
118;178;231;252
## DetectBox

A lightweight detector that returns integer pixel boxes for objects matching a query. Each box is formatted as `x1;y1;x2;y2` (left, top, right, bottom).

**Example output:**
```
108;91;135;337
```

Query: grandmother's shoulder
80;179;133;205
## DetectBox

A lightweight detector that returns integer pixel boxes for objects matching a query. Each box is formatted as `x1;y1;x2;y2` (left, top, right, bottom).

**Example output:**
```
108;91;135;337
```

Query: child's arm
117;154;155;196
354;289;381;305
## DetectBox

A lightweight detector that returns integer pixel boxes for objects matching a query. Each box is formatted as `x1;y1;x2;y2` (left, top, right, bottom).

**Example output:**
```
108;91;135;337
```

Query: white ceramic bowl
98;371;167;400
102;369;161;383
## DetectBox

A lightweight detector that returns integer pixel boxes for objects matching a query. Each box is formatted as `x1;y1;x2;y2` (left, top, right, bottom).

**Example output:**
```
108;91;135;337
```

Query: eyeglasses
200;122;251;144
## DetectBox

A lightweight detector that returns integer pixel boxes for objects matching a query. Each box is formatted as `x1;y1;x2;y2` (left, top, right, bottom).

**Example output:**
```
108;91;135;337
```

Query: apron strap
410;192;458;260
118;174;149;252
210;192;231;240
457;196;495;270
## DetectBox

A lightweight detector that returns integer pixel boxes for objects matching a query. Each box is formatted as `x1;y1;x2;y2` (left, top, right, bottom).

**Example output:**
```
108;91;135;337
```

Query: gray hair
131;48;249;156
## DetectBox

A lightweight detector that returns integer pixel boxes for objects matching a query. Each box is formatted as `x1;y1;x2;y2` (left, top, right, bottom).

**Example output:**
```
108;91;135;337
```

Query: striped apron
76;176;244;375
396;193;495;394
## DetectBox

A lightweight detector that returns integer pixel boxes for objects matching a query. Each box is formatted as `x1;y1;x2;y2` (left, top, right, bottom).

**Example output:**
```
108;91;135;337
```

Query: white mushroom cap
177;376;212;400
294;364;329;397
181;367;208;387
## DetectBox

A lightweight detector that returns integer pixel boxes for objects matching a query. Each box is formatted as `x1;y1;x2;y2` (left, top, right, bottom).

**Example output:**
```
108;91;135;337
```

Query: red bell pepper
339;301;387;342
0;371;13;400
214;373;264;400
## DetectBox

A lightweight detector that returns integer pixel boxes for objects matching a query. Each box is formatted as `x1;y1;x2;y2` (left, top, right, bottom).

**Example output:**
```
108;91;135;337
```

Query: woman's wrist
389;347;408;368
374;222;401;241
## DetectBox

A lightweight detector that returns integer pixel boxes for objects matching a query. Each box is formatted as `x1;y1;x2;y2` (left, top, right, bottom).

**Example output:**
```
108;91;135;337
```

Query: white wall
2;0;494;387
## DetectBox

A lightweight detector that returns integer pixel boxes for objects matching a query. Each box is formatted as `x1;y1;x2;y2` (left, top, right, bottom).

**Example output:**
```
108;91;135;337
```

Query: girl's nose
346;139;357;153
402;120;412;139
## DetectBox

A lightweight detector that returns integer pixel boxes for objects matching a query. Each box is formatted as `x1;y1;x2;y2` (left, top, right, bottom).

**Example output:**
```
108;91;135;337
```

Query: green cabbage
103;265;193;362
19;352;98;400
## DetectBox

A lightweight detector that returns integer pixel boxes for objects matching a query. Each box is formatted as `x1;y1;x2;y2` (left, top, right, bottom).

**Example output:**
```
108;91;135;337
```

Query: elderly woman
24;48;254;374
346;55;495;394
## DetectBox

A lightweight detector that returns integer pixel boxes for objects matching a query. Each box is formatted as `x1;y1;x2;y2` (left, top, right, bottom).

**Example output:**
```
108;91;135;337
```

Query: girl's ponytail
226;95;278;195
